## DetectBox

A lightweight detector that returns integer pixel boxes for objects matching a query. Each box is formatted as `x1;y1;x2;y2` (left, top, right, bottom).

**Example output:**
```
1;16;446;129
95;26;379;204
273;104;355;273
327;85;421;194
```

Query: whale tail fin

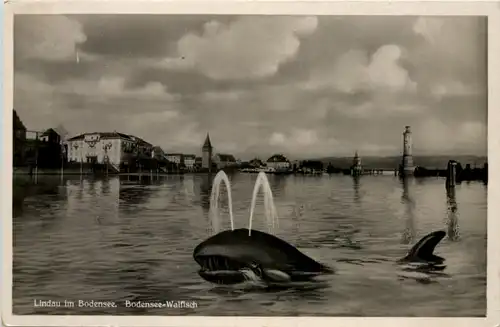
400;230;446;263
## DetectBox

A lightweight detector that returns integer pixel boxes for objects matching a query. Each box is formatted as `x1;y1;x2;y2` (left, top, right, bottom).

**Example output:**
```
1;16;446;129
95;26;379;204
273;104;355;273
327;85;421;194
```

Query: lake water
12;173;487;316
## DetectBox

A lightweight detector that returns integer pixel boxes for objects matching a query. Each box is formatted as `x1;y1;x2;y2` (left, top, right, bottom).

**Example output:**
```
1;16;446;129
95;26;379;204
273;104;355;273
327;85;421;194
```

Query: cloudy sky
14;15;487;160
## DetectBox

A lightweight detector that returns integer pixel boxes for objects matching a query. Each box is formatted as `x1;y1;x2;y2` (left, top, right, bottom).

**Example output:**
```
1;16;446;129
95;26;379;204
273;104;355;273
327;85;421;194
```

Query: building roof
67;132;133;141
267;154;289;163
152;146;164;152
41;128;60;137
129;135;152;146
216;153;236;162
202;133;213;149
184;154;196;159
66;132;154;147
167;153;183;157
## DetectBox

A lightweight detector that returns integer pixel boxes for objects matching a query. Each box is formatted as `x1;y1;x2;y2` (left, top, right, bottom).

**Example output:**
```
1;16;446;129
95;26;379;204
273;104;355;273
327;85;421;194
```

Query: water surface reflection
12;174;486;316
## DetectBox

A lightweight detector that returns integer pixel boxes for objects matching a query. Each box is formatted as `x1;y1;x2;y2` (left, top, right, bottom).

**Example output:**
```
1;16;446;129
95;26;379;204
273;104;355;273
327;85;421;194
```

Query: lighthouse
351;151;362;176
401;126;415;176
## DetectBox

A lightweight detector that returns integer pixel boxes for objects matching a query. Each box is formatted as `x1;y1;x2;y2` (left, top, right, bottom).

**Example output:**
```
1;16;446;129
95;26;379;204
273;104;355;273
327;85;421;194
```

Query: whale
397;230;447;272
193;228;334;285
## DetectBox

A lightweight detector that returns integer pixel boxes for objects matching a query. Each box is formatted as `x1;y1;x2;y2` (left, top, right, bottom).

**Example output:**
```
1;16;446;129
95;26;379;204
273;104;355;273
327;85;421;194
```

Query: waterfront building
128;135;154;158
167;154;182;164
213;154;237;169
202;133;213;171
151;146;165;160
401;126;415;176
300;160;324;174
166;153;184;165
249;158;264;168
184;154;196;171
18;126;67;169
66;132;152;170
266;154;291;171
39;128;62;144
351;151;363;176
194;157;202;170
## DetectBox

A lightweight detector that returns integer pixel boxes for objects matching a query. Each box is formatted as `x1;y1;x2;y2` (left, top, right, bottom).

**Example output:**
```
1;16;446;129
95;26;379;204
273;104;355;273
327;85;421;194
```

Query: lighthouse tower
401;126;415;175
202;133;213;172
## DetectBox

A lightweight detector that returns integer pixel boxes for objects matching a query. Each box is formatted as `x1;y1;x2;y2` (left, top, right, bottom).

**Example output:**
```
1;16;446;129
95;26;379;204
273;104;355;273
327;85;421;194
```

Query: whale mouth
194;254;262;285
195;254;248;272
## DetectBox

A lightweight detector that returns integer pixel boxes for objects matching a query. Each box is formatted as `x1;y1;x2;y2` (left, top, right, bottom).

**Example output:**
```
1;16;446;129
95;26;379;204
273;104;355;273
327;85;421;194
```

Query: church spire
202;133;212;149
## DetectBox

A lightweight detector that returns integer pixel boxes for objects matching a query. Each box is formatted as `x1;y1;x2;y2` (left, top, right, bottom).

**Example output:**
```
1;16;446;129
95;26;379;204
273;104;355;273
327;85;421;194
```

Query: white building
184;154;196;170
166;153;184;165
65;132;152;169
266;154;291;171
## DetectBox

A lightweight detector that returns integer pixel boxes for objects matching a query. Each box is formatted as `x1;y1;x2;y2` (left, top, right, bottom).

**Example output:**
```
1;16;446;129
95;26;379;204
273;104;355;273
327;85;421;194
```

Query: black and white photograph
4;2;497;323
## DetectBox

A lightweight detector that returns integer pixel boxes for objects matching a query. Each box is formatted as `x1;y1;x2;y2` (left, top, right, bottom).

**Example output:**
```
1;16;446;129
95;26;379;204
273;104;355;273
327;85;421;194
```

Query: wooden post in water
60;156;64;184
34;131;39;177
60;141;65;183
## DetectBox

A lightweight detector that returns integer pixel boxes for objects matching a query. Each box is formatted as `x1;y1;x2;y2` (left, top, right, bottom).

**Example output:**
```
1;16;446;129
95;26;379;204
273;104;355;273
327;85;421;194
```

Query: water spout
209;171;235;234
248;172;279;236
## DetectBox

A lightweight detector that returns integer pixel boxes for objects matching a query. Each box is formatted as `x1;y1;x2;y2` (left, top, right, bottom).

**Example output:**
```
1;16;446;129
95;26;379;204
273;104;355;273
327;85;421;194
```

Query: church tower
202;133;213;172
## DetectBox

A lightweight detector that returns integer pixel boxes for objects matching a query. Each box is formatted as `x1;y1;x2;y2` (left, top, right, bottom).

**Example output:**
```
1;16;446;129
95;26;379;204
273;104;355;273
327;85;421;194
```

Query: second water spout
248;172;279;236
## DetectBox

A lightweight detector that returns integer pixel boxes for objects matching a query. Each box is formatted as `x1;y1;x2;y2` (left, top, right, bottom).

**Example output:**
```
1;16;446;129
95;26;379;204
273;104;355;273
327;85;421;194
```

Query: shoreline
12;167;488;183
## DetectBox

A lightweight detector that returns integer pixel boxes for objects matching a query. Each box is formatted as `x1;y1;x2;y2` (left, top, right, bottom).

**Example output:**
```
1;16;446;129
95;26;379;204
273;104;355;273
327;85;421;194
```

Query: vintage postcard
2;1;499;326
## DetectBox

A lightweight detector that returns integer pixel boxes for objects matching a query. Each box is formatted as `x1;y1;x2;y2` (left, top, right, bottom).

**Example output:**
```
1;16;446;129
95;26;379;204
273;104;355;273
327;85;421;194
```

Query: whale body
193;228;334;285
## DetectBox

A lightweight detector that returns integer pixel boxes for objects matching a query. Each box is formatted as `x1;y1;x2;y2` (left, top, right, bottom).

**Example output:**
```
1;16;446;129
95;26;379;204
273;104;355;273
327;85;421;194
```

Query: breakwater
414;161;487;184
